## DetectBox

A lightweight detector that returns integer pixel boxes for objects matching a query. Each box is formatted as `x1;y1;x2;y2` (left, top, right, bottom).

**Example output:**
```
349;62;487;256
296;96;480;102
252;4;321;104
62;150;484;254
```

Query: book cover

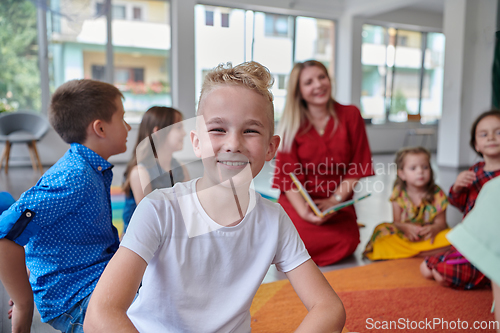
289;172;371;218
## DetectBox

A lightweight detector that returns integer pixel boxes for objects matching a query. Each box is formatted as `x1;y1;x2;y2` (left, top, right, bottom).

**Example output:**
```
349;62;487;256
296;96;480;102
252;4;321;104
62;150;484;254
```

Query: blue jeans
47;294;91;333
47;291;138;332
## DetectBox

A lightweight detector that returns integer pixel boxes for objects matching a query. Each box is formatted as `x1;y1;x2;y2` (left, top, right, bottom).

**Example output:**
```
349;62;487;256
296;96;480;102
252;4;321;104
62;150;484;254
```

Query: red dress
272;103;374;266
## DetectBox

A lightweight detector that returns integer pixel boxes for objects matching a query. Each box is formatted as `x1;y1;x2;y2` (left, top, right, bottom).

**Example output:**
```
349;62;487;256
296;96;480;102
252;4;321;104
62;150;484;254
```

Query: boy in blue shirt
0;79;131;333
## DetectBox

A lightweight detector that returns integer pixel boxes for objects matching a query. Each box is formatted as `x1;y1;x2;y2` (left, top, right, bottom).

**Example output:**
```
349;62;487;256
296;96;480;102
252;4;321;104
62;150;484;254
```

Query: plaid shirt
448;162;500;217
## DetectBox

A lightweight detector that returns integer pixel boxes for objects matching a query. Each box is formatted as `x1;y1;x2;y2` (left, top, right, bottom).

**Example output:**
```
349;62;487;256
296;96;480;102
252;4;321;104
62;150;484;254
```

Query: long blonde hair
278;60;338;152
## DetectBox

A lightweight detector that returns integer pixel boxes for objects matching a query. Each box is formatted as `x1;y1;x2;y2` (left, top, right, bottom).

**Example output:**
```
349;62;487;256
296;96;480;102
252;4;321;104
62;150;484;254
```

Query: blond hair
278;60;338;152
198;61;275;136
394;146;436;204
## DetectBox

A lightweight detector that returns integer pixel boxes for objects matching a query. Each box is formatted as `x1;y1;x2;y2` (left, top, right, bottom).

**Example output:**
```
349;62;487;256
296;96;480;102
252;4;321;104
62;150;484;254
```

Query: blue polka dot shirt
0;143;119;322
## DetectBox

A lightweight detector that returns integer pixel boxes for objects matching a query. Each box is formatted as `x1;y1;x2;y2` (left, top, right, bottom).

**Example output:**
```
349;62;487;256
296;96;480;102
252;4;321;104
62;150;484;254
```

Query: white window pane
252;12;293;119
112;5;126;20
421;32;445;123
295;17;335;80
195;5;246;104
361;25;387;121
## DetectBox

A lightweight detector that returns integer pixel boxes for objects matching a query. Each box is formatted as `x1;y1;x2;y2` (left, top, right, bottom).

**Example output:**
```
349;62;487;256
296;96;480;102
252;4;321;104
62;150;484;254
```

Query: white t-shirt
121;178;310;333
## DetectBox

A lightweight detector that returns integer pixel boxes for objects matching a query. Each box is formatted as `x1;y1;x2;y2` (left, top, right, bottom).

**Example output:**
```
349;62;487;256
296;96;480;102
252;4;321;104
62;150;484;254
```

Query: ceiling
407;0;444;14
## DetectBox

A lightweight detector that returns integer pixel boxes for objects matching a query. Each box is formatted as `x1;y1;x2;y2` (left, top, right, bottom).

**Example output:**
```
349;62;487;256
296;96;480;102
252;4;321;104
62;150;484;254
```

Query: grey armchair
0;112;50;174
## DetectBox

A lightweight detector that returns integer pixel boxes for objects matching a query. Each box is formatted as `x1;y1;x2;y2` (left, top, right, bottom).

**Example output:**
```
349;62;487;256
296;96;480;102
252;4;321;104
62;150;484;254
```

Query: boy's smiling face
191;85;280;188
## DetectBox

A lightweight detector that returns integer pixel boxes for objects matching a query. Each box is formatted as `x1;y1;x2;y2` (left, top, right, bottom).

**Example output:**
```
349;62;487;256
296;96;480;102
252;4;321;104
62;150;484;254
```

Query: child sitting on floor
364;147;450;260
446;177;500;328
0;79;130;333
84;61;346;333
122;106;189;233
421;109;500;289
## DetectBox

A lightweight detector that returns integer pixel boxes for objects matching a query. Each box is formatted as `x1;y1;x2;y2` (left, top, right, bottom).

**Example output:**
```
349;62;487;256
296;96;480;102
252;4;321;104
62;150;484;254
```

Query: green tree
390;89;407;115
0;0;40;112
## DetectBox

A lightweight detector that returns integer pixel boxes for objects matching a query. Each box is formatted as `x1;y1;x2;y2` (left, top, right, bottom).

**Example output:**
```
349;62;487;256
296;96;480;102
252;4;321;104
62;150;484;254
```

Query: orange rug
250;258;496;332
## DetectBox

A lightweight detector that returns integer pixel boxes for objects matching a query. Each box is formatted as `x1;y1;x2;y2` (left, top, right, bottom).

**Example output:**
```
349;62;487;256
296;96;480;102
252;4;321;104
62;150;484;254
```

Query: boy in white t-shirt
84;61;346;333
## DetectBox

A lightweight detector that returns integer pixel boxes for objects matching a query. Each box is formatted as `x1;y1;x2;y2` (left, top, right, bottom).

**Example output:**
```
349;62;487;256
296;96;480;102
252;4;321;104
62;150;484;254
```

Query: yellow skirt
364;224;451;261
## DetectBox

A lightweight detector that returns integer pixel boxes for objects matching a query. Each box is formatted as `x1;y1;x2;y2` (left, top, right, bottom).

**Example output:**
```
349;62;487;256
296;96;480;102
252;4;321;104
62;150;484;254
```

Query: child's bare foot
420;261;433;279
431;269;447;285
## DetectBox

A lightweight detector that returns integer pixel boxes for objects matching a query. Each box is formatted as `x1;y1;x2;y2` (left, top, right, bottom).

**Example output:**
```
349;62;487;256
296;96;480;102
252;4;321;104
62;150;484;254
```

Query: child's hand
419;224;444;244
8;299;33;333
398;223;422;242
452;170;476;192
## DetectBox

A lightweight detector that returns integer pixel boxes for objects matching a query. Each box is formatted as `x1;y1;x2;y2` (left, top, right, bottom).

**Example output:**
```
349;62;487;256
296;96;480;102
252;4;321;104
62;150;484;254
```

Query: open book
289;172;371;218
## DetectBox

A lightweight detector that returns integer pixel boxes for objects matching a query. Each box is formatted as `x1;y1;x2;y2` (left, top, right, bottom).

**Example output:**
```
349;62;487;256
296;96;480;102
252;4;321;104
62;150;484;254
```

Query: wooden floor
0;154;464;331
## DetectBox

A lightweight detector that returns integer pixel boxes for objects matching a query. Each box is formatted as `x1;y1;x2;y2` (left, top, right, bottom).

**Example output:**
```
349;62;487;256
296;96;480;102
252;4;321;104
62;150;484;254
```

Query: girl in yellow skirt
364;147;451;260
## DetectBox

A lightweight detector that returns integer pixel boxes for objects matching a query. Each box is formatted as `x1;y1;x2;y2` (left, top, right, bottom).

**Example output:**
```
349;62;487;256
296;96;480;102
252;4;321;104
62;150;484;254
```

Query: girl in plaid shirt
421;110;500;289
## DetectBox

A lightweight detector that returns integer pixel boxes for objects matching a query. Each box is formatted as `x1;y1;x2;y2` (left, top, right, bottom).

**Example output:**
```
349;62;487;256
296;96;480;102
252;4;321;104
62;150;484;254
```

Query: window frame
205;10;214;26
195;4;336;122
221;12;229;28
133;7;142;20
360;22;445;124
38;2;336;122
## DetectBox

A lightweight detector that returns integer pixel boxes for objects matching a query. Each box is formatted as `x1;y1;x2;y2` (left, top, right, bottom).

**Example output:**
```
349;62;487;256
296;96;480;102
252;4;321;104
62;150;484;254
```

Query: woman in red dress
272;60;374;266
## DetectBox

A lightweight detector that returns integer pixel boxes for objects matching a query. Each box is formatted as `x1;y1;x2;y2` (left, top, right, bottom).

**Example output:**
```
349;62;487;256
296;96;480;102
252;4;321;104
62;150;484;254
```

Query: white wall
366;123;438;153
437;0;497;167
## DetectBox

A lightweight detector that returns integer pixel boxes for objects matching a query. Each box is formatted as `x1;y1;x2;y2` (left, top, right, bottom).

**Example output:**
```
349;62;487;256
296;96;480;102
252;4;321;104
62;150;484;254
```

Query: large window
360;24;445;124
3;1;334;122
195;5;335;120
48;0;171;123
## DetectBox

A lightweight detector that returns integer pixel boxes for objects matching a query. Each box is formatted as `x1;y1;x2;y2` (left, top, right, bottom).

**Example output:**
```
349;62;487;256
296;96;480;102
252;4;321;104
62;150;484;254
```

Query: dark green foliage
0;0;40;111
390;89;407;115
